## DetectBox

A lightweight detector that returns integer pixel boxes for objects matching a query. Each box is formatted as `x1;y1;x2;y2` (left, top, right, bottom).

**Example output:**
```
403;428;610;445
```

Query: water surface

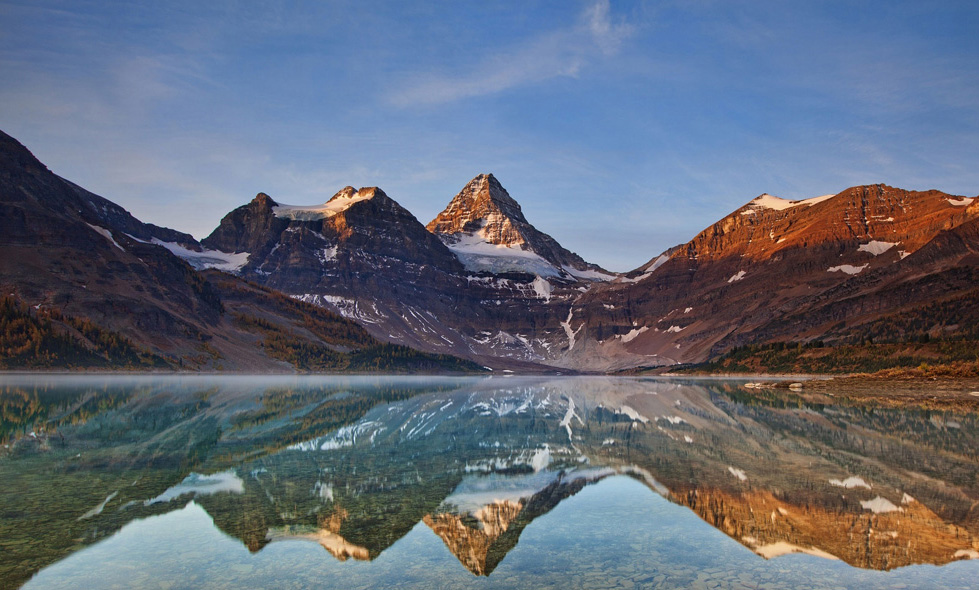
3;374;979;589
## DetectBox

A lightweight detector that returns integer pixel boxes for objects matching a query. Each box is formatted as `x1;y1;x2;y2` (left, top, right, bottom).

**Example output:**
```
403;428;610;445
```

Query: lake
2;374;979;589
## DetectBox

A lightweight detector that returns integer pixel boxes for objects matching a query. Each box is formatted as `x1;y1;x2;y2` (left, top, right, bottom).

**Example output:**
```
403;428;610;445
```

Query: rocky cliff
566;185;979;369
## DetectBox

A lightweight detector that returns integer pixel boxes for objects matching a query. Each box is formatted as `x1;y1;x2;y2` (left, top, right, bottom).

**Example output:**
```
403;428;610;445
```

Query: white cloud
583;0;633;55
391;1;634;107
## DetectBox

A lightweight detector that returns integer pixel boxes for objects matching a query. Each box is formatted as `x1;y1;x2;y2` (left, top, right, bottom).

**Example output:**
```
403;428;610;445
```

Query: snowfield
273;189;375;220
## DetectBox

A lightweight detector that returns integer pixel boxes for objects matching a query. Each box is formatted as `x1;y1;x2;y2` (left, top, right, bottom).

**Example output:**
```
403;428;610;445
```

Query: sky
2;0;978;271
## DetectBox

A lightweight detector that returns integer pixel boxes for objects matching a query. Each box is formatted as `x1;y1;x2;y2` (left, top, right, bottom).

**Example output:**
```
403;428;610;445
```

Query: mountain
0;129;481;373
198;176;618;370
200;186;467;303
4;126;978;372
566;184;979;370
426;173;614;281
199;174;978;372
0;129;225;365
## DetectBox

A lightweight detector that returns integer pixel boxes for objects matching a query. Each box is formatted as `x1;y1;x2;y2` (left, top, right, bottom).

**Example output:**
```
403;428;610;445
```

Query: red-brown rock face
427;173;612;278
424;500;524;576
567;185;979;369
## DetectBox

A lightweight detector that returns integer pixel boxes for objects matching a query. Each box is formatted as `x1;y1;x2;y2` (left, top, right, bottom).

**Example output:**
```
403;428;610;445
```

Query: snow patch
313;481;334;502
563;266;617;282
728;270;746;283
645;254;670;273
149;238;250;272
728;467;748;482
616;405;649;423
754;542;839;561
443;230;562;277
531;276;552;301
947;197;975;207
530;445;551;472
146;471;244;504
954;549;979;559
559;399;582;441
827;264;868;275
273;189;375;220
85;223;124;251
857;241;898;256
290;421;384;451
749;193;835;211
78;491;118;520
561;309;583;351
318;245;338;264
860;496;901;514
619;326;648;343
829;476;871;489
666;325;684;333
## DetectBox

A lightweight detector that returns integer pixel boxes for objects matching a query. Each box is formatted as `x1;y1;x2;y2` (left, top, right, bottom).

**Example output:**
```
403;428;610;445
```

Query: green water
3;375;979;589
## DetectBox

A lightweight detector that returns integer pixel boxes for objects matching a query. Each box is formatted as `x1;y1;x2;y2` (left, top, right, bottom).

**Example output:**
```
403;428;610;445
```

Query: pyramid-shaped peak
427;174;529;238
426;174;615;280
460;173;523;212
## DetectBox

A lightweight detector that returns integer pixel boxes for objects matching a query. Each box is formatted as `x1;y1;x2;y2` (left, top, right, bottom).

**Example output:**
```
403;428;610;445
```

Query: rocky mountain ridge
567;184;979;369
3;127;978;371
0;129;480;373
195;173;617;370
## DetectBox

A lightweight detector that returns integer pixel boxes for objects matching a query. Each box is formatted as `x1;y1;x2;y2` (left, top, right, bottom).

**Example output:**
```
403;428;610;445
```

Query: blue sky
2;0;977;271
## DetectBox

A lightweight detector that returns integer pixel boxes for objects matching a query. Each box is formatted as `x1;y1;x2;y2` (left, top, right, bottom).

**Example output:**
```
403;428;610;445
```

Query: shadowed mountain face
0;131;481;372
4;376;979;587
0;130;224;359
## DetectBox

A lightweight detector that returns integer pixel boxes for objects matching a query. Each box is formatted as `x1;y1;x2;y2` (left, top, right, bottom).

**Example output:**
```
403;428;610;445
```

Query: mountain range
2;128;977;372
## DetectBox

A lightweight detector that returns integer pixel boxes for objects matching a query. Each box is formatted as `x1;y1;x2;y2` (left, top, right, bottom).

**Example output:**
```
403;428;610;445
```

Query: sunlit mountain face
3;375;979;589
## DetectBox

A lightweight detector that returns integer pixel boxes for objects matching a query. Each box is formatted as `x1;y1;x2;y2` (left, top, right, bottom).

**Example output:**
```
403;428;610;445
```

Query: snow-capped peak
272;187;377;221
427;174;614;280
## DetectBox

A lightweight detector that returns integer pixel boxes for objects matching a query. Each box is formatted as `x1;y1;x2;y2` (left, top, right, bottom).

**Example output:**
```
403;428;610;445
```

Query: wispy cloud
391;0;633;107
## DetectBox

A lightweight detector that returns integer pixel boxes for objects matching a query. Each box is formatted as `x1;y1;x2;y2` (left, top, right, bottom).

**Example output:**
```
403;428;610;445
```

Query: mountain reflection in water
3;375;979;589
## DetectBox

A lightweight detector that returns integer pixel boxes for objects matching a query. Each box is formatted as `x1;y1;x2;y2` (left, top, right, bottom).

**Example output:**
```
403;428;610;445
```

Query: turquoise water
3;375;979;589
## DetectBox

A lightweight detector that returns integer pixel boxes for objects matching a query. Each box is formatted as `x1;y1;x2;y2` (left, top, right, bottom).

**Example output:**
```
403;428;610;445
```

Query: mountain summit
427;174;613;280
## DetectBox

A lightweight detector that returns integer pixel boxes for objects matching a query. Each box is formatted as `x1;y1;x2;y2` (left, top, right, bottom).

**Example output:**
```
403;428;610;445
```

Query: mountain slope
0;129;481;373
566;185;979;369
0;129;226;359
